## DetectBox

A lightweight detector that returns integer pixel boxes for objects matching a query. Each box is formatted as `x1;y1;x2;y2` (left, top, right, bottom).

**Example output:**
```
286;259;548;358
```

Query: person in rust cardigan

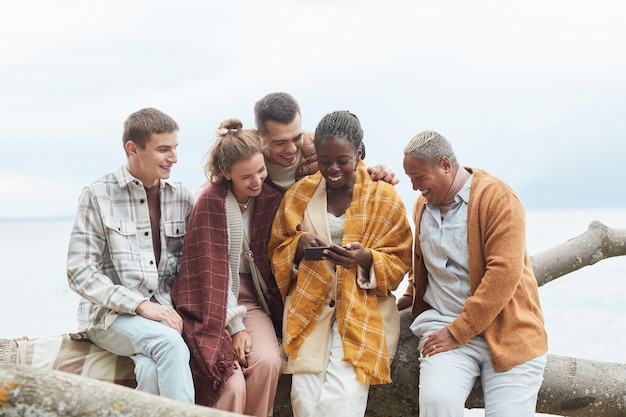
399;130;548;417
172;119;283;417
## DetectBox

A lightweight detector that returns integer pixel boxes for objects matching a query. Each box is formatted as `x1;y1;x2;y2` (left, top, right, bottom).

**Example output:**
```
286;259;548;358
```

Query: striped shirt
67;166;194;331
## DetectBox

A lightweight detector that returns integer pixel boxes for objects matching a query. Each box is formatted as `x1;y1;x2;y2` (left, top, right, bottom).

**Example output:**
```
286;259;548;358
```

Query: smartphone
304;246;331;260
304;245;348;260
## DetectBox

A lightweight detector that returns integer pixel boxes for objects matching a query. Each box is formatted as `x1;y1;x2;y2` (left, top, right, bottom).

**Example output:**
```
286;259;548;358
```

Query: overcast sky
1;0;625;220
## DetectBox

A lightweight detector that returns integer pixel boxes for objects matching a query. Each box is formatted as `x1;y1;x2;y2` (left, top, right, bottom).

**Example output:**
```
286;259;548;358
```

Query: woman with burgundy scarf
172;119;283;416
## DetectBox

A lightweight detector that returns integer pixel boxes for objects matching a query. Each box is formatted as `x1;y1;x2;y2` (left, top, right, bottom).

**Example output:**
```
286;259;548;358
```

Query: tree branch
531;221;626;286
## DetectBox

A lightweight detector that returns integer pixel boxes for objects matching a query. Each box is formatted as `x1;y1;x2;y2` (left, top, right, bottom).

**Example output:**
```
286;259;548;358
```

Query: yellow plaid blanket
269;161;412;385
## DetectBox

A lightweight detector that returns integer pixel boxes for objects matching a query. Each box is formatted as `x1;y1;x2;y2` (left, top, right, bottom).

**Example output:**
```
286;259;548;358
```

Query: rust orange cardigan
408;167;548;371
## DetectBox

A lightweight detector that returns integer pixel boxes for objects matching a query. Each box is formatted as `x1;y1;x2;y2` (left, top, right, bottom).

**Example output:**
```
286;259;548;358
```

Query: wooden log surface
0;362;243;417
2;221;625;416
272;309;626;417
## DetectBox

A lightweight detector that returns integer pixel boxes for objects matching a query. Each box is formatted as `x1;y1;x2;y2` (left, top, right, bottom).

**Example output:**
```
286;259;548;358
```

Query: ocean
2;207;625;416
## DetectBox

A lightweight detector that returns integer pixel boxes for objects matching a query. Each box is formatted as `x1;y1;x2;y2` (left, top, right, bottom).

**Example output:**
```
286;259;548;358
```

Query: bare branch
532;221;626;286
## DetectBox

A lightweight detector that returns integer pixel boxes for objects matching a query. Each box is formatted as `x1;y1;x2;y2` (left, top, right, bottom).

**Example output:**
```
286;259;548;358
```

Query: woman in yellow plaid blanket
268;110;412;417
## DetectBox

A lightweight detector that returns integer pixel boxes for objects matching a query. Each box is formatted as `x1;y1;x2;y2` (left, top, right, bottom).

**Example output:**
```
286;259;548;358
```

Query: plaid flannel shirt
67;166;194;331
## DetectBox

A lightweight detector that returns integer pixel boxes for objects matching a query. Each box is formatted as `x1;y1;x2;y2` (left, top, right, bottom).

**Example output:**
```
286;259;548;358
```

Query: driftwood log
531;220;626;286
1;221;625;416
0;363;240;417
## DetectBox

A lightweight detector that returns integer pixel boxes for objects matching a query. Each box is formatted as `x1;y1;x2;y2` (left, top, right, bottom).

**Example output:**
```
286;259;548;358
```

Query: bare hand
368;164;399;186
396;294;413;311
232;330;252;367
135;300;183;333
296;233;330;263
423;327;460;357
322;242;372;271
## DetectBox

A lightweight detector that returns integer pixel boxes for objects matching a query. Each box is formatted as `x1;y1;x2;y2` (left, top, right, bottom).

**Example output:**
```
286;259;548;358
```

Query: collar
114;165;177;190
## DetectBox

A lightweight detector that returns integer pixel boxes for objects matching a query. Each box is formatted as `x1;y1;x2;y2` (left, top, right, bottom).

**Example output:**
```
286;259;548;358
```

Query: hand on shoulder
368;164;399;185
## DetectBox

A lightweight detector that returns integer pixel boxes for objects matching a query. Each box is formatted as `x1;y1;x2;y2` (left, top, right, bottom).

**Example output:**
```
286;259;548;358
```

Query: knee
157;330;190;362
257;350;282;378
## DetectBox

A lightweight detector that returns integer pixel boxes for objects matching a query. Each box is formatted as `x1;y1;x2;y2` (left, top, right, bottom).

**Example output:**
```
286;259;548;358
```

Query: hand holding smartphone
304;245;347;260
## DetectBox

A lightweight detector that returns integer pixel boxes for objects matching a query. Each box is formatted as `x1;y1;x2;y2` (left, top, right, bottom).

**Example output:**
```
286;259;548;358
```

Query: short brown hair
122;108;179;154
254;92;301;137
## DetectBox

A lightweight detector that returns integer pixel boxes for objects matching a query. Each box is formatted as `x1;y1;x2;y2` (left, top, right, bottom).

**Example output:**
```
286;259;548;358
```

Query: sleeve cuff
357;264;377;290
225;304;247;336
227;317;246;336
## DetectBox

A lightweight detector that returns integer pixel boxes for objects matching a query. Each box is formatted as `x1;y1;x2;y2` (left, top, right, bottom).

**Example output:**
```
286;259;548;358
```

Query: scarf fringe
353;360;392;385
283;301;322;357
202;350;238;407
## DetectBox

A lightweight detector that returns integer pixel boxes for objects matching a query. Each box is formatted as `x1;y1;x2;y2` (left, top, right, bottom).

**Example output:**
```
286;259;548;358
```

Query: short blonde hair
404;130;458;166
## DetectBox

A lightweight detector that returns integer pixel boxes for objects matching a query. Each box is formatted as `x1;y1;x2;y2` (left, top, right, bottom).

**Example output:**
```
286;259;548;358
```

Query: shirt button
148;289;153;293
140;199;145;204
144;232;149;236
329;300;335;308
149;260;154;265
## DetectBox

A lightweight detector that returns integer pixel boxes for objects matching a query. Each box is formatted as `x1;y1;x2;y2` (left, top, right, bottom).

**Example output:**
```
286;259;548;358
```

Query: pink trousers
214;273;282;417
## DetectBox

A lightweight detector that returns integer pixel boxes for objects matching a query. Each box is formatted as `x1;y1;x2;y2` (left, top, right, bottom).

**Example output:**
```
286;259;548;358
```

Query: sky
1;0;625;220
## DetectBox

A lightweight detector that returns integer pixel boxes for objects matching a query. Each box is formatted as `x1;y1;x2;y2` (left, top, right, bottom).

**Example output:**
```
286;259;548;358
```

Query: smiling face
263;114;304;167
223;151;267;202
125;131;178;188
403;154;452;205
316;136;361;192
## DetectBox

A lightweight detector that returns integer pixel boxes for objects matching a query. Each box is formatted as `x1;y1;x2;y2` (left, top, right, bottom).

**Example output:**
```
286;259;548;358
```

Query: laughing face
316;136;361;192
263;114;304;167
403;154;452;205
126;131;178;188
223;152;267;203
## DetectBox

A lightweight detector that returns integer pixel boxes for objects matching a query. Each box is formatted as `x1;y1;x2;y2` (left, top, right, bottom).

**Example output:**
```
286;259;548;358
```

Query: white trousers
291;319;370;417
417;332;546;417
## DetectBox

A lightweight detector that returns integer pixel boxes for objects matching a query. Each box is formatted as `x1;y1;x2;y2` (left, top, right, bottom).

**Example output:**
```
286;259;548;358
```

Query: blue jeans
87;314;194;403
